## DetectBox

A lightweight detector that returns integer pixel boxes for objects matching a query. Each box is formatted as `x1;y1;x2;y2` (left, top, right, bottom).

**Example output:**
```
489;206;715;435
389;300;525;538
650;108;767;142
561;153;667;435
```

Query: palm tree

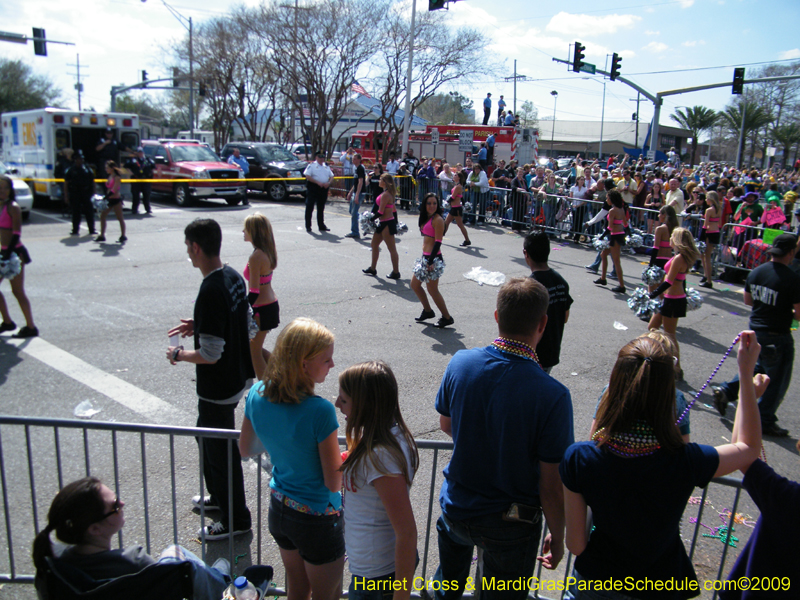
670;106;718;167
772;123;800;167
719;100;772;167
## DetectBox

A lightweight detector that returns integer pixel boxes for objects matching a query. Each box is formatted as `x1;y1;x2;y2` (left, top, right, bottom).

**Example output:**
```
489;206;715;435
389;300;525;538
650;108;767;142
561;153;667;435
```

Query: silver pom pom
627;287;662;321
696;241;707;254
359;210;378;236
626;234;643;248
592;234;610;251
686;287;703;311
0;252;22;280
396;221;408;235
247;305;259;340
441;199;450;210
464;202;473;214
412;256;445;282
91;194;108;212
641;266;665;285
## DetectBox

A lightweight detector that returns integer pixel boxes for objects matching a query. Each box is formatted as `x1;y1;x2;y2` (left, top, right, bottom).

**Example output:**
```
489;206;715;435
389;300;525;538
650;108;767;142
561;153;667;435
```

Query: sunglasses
101;497;122;520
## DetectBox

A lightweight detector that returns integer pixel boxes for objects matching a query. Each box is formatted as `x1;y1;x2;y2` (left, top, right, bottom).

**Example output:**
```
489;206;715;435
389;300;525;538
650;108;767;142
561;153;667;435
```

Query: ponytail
32;524;55;571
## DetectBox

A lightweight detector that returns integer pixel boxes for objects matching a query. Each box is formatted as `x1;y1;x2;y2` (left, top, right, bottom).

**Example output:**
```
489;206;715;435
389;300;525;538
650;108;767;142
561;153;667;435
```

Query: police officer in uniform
64;150;97;236
95;128;119;178
126;146;155;215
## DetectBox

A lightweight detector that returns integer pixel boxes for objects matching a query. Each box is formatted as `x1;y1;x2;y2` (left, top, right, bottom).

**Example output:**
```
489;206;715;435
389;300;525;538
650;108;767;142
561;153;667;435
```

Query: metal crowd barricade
715;222;772;277
0;415;754;600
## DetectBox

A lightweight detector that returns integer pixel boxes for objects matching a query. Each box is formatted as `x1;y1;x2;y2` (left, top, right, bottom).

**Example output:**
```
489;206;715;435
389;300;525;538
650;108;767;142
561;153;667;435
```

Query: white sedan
0;162;34;220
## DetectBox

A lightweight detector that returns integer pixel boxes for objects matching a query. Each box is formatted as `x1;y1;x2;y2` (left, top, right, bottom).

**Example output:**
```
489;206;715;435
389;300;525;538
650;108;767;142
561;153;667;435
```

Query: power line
625;58;800;77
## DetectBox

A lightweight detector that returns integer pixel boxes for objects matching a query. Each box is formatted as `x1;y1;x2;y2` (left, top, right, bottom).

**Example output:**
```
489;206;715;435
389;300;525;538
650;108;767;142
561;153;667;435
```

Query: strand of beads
492;337;540;366
592;422;661;457
676;333;741;426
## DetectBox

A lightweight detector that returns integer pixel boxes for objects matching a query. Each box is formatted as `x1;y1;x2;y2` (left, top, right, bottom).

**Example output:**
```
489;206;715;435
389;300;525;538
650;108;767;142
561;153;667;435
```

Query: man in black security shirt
64;150;97;236
125;146;155;215
95;128;119;175
713;233;800;437
167;219;254;540
524;230;573;373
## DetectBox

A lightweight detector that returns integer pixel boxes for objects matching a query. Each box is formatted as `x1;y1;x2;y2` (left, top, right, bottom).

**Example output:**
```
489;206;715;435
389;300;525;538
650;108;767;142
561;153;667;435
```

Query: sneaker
89;230;99;235
94;235;106;242
362;267;377;276
594;278;607;286
344;233;360;239
610;286;627;294
585;265;599;274
118;235;127;243
712;386;729;416
699;281;713;289
70;231;80;236
415;309;435;322
211;558;231;580
699;276;707;284
435;316;455;328
0;321;16;333
12;326;38;338
762;423;789;437
386;271;401;280
197;520;251;541
460;240;472;247
192;495;220;511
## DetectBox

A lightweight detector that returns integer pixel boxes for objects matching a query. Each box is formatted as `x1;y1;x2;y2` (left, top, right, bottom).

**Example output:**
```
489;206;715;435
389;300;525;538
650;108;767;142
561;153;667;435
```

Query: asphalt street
1;192;798;598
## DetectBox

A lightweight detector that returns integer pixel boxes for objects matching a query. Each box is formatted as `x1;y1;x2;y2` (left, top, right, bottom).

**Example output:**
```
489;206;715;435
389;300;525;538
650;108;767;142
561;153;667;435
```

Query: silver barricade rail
0;415;754;599
715;221;774;276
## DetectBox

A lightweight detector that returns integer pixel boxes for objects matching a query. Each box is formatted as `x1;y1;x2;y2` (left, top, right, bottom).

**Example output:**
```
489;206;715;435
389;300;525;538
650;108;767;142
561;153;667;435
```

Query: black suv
220;142;308;201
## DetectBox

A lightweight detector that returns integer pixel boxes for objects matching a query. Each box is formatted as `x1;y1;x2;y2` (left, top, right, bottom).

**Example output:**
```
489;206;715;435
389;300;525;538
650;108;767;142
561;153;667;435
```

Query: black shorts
699;230;720;244
449;206;463;217
107;197;122;208
268;494;344;566
649;254;669;268
660;297;687;319
608;233;626;247
253;300;280;331
376;219;397;235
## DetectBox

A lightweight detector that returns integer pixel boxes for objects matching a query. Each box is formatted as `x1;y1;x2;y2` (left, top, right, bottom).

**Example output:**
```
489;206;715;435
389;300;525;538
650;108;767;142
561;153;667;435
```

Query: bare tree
517;100;539;129
417;92;473;125
256;0;388;157
367;4;488;162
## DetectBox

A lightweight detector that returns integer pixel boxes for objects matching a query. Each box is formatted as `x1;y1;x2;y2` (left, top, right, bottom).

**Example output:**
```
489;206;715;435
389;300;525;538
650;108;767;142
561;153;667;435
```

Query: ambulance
1;107;140;201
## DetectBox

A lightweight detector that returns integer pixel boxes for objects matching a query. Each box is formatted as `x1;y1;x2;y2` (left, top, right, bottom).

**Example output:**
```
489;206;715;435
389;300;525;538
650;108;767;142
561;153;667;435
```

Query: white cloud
643;42;669;53
779;49;800;60
682;40;705;47
546;12;642;38
679;0;695;7
644;30;660;36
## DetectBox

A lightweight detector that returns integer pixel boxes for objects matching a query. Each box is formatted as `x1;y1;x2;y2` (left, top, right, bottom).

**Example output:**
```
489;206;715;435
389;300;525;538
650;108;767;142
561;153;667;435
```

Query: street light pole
401;0;417;156
550;90;558;157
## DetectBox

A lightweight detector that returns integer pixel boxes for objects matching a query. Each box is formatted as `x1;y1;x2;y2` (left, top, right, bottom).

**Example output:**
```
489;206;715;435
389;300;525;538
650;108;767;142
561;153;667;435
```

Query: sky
2;0;799;140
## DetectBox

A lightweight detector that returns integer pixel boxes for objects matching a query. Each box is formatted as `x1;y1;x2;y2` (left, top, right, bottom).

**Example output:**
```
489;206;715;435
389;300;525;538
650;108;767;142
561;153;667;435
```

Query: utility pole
504;60;527;114
401;0;417;156
630;93;640;150
67;54;87;111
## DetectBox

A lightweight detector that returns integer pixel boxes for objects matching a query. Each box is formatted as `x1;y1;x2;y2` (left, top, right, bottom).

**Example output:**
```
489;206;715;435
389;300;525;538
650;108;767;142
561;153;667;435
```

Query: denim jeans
433;511;542;600
350;192;365;236
158;544;230;600
717;332;794;426
587;250;617;278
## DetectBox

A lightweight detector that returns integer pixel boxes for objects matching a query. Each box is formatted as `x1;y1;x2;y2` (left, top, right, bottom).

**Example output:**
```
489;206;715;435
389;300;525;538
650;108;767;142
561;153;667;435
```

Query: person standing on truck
482;93;492;126
497;96;506;125
126;147;156;215
64;150;97;236
95;128;119;178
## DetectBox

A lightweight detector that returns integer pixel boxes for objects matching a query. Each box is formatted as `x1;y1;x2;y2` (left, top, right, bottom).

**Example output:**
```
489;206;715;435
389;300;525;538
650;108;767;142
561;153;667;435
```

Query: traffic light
632;112;637;121
429;0;446;9
173;67;180;88
732;67;745;95
32;27;46;56
572;42;585;73
610;53;622;81
142;70;148;82
199;80;207;97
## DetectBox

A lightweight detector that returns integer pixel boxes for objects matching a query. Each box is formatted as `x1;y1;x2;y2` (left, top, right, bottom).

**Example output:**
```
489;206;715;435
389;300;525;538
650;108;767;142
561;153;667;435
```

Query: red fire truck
349;125;536;166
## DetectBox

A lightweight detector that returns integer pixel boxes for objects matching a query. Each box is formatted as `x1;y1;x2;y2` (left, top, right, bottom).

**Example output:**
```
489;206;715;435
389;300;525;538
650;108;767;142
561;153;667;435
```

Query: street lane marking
3;336;187;423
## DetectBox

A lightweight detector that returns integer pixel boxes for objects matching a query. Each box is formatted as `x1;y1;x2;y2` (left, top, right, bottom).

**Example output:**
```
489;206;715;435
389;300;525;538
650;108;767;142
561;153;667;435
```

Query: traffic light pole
110;79;192;111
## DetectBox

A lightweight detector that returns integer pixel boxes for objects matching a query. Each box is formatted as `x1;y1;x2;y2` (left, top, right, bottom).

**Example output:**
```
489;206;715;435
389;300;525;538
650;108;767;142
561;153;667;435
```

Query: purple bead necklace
675;333;741;425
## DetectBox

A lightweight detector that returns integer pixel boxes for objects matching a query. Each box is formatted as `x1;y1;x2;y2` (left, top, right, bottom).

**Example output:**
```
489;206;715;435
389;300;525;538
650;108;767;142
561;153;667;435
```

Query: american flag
351;80;371;98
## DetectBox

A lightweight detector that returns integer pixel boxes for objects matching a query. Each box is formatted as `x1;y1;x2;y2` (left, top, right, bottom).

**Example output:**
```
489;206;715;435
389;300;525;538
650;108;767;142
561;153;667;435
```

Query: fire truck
349;125;537;165
2;107;140;201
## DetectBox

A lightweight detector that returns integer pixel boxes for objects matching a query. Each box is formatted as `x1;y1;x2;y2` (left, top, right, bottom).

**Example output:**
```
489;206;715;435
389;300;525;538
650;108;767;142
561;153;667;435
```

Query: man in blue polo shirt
227;148;250;205
433;277;573;600
483;93;492;125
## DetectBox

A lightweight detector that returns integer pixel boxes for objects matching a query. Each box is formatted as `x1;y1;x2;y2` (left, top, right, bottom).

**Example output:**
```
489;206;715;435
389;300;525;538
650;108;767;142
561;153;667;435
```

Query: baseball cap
136;146;144;152
768;233;798;256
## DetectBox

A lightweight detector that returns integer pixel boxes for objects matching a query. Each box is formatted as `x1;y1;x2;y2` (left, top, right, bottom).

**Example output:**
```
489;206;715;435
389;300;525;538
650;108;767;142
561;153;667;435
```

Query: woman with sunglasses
32;477;231;600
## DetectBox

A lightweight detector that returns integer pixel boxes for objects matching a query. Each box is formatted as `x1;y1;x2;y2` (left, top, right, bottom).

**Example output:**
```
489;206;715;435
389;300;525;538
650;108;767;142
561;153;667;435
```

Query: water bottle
234;576;259;600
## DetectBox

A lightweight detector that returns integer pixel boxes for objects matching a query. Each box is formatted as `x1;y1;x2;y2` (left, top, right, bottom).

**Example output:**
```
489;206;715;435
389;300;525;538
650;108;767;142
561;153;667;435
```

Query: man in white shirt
303;152;334;233
665;178;686;223
386;151;400;175
617;170;635;206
